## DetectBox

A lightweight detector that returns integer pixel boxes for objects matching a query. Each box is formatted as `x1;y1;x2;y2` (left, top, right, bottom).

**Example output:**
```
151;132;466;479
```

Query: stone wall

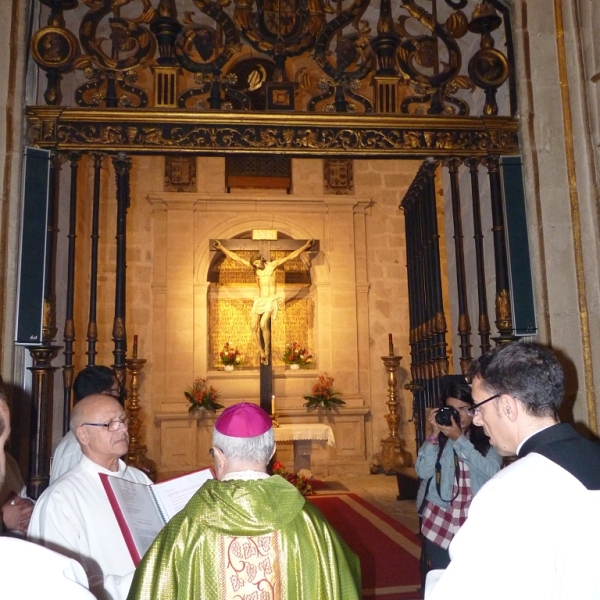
65;155;423;476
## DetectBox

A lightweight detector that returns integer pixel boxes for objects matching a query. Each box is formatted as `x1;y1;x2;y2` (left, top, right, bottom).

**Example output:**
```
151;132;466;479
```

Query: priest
50;365;120;483
426;342;600;600
127;402;361;600
1;389;95;598
28;394;151;600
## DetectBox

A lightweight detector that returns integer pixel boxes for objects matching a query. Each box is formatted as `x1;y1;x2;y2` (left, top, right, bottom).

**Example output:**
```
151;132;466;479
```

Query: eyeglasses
466;393;501;417
81;417;133;432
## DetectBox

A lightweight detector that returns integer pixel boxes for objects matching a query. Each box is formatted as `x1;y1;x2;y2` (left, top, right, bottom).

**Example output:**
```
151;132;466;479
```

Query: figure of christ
213;239;315;365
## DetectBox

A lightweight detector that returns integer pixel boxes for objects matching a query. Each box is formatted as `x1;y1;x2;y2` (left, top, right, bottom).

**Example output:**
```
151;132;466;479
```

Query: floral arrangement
282;342;313;366
303;373;345;410
272;461;314;496
185;377;224;413
219;342;242;366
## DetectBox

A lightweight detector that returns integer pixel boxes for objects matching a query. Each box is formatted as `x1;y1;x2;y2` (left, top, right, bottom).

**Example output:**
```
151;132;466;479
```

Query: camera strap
434;443;460;503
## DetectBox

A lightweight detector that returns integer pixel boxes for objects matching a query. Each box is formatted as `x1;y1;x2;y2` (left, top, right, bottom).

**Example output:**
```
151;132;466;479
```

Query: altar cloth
274;424;336;447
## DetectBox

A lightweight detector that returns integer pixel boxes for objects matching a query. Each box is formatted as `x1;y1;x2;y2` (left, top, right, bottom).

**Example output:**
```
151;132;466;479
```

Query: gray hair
212;427;275;466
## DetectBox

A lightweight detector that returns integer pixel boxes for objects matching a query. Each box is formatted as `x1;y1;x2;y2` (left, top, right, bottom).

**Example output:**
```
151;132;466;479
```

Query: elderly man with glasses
28;393;150;600
50;365;121;484
426;342;600;600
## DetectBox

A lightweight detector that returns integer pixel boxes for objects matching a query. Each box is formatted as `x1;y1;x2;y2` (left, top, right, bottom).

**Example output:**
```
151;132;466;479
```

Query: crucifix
211;231;318;415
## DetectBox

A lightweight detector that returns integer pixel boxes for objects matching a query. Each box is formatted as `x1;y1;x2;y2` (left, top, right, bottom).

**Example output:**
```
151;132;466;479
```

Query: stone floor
317;472;420;534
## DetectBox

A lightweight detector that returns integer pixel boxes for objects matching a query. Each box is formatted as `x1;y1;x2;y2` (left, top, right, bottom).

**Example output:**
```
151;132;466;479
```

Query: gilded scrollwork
71;0;157;108
27;0;517;121
38;123;517;156
79;0;156;71
397;0;473;115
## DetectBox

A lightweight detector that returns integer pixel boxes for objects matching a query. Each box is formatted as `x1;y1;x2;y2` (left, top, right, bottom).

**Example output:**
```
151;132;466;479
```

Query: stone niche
148;192;372;478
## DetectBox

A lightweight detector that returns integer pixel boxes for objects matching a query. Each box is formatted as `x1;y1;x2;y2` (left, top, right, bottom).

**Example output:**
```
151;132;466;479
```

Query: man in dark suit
426;341;600;600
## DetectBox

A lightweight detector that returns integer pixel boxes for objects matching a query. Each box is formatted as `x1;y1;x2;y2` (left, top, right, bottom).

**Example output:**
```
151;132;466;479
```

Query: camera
435;406;461;427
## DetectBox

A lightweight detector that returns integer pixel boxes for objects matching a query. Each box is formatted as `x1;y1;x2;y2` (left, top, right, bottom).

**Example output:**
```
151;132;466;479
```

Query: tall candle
388;333;394;356
271;395;276;416
133;335;138;358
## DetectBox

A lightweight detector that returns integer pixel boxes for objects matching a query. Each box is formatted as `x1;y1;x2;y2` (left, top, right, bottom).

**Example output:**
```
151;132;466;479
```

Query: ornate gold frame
27;107;519;157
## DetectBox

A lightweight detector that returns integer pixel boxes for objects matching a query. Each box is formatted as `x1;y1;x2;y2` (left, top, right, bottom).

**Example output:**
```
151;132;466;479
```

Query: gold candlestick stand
125;351;157;481
371;355;413;474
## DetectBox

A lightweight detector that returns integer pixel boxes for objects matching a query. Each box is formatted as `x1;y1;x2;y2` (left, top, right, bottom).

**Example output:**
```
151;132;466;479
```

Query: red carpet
308;493;422;600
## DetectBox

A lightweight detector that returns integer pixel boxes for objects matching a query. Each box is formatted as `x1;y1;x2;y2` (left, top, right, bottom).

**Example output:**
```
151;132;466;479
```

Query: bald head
72;394;130;471
70;394;121;430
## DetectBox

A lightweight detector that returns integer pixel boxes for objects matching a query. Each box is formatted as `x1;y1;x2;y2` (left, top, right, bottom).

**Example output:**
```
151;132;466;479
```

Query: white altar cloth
273;423;336;447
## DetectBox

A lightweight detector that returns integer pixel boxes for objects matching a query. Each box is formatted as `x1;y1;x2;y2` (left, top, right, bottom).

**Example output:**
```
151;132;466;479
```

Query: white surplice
0;537;95;599
50;430;83;484
426;453;600;600
28;454;151;600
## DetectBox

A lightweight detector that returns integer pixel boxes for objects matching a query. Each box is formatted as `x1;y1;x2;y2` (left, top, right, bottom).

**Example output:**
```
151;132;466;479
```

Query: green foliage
185;377;224;413
303;373;345;410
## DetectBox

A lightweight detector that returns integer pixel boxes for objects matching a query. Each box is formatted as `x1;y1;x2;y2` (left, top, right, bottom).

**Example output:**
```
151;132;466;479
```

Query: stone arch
193;210;327;369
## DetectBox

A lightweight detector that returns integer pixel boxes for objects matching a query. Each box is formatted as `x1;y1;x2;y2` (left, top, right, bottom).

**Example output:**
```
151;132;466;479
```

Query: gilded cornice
26;107;519;157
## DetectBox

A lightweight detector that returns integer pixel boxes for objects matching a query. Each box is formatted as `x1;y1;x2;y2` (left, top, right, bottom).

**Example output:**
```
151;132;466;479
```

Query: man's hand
213;240;223;251
1;494;34;533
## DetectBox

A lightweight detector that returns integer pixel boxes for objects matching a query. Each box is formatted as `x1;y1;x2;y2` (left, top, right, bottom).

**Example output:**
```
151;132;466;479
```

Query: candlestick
133;335;138;359
370;354;412;474
388;333;394;356
125;351;157;481
270;395;279;427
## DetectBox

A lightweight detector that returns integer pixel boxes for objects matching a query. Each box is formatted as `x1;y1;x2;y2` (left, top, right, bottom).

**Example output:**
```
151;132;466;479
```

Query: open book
100;468;214;564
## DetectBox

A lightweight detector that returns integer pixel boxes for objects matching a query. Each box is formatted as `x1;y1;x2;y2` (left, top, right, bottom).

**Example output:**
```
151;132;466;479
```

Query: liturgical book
100;468;214;564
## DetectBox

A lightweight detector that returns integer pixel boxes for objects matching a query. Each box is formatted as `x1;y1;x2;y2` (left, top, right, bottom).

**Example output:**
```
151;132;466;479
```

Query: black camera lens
435;406;461;427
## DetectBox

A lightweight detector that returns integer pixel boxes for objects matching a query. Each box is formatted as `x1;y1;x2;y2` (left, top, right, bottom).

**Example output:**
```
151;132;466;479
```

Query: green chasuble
127;475;361;600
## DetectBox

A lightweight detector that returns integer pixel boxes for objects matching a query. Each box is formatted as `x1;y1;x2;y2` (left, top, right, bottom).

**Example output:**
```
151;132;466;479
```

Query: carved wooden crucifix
210;232;319;415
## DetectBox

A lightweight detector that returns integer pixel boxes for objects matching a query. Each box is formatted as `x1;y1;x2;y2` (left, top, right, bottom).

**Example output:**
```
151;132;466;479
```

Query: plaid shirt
421;457;472;549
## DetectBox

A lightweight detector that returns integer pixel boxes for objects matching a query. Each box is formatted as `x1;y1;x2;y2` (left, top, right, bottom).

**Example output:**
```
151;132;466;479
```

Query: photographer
415;381;501;571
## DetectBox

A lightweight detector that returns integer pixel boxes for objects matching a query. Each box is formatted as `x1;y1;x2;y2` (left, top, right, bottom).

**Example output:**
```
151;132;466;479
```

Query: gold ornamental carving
112;316;126;340
26;0;516;117
458;313;471;334
495;288;512;331
26;108;520;157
